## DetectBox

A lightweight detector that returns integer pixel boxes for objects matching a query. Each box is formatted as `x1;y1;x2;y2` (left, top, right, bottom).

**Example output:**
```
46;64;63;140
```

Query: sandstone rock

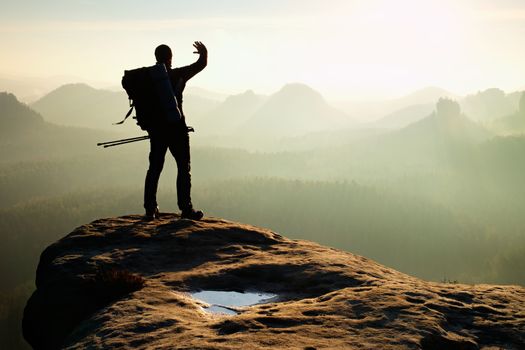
23;214;525;349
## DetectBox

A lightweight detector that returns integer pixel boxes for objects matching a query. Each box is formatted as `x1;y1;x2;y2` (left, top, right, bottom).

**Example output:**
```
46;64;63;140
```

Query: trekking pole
101;136;150;148
97;135;149;146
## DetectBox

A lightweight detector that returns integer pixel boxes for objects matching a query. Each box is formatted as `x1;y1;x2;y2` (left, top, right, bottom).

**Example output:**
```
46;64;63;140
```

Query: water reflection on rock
191;290;277;315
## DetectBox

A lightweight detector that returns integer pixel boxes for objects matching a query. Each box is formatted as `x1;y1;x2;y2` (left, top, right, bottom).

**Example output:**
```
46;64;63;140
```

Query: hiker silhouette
144;41;207;220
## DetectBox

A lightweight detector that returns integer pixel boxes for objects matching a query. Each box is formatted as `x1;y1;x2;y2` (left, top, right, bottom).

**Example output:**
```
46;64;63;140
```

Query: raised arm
176;41;207;81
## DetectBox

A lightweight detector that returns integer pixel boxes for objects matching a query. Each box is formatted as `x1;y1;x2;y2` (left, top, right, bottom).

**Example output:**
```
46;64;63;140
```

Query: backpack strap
113;99;135;125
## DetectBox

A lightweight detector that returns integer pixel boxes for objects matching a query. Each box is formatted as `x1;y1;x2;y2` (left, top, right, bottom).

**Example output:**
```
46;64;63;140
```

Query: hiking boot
145;207;160;221
181;208;204;220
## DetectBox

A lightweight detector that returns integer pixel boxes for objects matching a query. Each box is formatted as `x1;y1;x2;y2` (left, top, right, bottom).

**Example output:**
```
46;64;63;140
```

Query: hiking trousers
144;126;193;212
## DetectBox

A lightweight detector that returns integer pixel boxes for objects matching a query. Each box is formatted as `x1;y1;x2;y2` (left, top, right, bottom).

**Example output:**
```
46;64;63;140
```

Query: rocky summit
23;214;525;349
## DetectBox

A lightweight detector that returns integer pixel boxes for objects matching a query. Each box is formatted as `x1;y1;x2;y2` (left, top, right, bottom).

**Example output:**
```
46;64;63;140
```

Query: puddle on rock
191;290;277;315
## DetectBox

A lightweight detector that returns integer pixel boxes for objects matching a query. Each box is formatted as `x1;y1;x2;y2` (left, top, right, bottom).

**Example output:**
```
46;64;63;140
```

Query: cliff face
23;214;525;349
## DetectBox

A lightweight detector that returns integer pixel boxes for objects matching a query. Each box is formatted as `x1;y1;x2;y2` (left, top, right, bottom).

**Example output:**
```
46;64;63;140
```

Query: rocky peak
0;92;44;127
23;214;525;349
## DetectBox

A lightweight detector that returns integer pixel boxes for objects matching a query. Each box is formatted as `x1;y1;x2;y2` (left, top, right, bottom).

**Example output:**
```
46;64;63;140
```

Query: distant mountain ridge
195;90;266;134
30;82;353;139
31;83;130;130
373;103;435;129
0;92;44;133
396;100;492;145
0;91;113;162
333;86;458;122
461;88;520;121
336;99;494;169
185;86;229;101
491;92;525;134
373;87;524;130
25;82;523;146
393;86;459;107
31;83;222;132
239;83;351;137
0;74;109;103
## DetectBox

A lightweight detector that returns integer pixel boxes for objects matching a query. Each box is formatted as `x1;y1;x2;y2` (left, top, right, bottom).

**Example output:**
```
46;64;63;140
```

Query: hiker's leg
144;132;168;211
168;129;192;211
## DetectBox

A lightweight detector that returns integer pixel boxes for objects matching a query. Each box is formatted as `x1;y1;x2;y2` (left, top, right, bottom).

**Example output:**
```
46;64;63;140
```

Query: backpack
117;63;181;130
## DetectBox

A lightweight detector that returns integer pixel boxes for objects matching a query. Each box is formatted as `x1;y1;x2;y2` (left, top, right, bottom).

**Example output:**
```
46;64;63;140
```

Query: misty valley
1;83;525;349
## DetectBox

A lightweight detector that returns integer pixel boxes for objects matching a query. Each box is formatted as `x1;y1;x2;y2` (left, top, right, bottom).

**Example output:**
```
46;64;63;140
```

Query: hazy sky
1;0;524;99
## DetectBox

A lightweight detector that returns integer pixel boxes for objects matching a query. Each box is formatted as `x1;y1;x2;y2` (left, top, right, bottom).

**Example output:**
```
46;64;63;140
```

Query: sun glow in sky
1;0;524;99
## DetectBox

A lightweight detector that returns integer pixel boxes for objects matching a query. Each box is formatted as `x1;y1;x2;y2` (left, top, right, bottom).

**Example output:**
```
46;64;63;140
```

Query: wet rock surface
23;214;525;349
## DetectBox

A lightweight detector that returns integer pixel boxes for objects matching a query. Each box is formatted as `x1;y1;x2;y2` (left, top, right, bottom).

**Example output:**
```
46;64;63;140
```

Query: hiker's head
155;44;172;68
